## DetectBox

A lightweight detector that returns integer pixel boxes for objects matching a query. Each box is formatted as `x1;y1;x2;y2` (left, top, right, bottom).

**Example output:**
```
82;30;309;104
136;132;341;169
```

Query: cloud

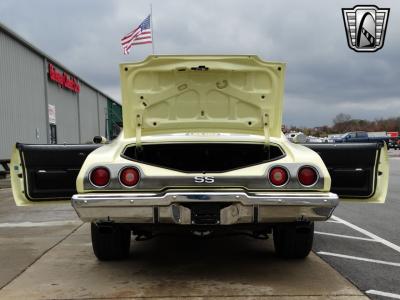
0;0;399;126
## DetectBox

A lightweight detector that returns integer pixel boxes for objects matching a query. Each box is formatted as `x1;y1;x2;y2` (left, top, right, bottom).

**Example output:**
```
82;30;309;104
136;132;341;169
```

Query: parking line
325;220;341;223
331;215;400;253
314;231;378;242
317;251;400;267
366;290;400;299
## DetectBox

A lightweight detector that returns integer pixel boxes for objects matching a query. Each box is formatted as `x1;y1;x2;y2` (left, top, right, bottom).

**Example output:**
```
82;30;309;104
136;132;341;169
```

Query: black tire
91;222;131;261
273;222;314;259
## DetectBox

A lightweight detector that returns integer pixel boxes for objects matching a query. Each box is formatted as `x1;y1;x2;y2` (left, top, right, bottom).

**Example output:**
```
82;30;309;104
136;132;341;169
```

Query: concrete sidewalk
0;176;10;189
0;223;369;300
0;188;368;300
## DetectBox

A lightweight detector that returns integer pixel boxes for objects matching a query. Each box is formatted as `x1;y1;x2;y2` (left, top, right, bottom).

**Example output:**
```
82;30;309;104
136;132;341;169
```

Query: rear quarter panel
76;133;332;194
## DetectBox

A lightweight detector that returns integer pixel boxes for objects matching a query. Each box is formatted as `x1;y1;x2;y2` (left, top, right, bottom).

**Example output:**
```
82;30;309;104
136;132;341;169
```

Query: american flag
121;15;152;55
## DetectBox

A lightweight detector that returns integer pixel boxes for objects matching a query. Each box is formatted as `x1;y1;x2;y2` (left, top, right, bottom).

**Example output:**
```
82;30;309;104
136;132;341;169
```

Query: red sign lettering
48;63;80;93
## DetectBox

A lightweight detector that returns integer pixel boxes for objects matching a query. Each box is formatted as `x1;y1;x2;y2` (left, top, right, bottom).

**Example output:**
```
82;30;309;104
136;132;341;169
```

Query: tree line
284;113;400;137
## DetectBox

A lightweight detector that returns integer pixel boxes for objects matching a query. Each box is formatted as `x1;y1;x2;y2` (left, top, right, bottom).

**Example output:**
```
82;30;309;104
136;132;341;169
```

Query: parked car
386;132;399;150
10;56;389;261
332;131;390;144
307;136;324;143
388;139;400;150
285;132;307;143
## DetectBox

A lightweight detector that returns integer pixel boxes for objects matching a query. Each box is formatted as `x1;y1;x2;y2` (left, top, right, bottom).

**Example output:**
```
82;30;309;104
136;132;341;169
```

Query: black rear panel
304;143;381;198
18;144;100;200
123;143;284;172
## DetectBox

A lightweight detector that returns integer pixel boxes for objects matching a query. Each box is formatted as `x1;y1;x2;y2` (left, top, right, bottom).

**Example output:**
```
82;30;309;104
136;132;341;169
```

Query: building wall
0;30;47;159
78;82;100;143
46;69;80;144
0;24;121;160
98;94;108;138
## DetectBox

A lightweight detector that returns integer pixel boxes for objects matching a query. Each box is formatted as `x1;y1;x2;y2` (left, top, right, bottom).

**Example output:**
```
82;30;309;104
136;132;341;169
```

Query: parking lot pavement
314;218;400;300
0;177;10;189
0;188;81;289
314;153;400;300
0;223;367;300
0;188;367;299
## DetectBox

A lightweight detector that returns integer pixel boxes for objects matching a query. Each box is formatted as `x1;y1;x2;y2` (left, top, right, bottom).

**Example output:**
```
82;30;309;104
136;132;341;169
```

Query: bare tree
333;113;352;125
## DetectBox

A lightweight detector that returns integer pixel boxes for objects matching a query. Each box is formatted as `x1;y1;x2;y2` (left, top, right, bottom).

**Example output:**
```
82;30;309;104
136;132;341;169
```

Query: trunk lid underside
120;55;285;144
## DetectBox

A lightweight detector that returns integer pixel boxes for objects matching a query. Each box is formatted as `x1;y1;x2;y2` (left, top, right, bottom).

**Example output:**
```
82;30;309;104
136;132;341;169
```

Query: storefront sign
48;63;80;93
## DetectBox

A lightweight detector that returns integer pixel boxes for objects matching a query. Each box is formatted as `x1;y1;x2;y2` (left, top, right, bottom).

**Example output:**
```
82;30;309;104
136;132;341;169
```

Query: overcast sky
1;0;399;127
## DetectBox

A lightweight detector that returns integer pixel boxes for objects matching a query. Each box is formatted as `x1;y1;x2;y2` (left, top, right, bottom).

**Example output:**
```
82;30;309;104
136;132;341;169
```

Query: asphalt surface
314;150;400;300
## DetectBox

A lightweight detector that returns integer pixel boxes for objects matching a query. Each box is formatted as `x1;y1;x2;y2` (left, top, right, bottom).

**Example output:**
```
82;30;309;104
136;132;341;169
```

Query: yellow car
10;56;388;260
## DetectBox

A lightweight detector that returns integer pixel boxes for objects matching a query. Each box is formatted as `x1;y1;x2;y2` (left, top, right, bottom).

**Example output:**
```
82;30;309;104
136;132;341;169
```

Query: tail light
298;166;318;186
269;166;289;186
90;167;110;187
119;167;140;187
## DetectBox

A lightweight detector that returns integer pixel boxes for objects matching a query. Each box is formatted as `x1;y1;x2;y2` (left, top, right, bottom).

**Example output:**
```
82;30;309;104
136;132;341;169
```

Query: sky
0;0;399;127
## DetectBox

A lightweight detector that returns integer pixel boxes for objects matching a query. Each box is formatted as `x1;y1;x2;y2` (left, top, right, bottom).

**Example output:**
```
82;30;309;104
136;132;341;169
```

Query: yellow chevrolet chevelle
10;56;388;260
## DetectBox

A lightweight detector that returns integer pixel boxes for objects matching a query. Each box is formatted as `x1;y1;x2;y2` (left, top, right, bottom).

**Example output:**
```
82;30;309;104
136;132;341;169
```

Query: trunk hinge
262;113;270;146
136;114;143;149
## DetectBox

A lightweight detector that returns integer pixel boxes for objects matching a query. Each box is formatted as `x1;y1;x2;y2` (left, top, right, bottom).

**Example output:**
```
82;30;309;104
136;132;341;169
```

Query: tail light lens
90;167;110;187
298;166;318;186
269;167;289;186
119;167;140;187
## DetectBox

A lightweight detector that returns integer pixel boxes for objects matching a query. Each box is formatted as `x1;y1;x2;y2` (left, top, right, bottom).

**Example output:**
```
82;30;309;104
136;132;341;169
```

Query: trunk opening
122;143;285;173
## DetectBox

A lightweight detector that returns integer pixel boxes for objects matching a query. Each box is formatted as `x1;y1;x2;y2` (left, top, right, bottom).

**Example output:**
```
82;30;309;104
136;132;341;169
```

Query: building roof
0;21;120;105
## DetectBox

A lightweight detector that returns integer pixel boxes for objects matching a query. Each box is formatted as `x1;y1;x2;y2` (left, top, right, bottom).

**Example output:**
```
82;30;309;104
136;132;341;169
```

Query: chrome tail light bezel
118;166;141;188
268;166;290;187
89;166;111;188
297;165;319;187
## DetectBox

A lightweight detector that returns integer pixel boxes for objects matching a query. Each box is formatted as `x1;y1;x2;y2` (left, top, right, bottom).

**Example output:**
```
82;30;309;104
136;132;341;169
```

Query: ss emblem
194;176;215;183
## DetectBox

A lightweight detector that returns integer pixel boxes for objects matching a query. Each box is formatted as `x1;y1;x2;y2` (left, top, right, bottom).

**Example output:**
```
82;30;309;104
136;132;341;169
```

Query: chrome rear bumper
71;191;339;225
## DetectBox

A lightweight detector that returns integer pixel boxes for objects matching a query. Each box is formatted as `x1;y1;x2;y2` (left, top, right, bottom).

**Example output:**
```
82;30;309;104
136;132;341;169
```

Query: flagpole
150;4;155;54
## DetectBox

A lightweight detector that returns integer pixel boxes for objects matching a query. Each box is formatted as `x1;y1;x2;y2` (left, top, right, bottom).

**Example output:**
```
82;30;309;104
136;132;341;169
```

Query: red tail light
119;167;140;187
298;166;318;186
90;167;110;187
269;167;289;186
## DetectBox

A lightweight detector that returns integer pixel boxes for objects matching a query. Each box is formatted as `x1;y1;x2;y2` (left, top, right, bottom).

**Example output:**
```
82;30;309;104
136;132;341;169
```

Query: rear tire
273;222;314;259
91;222;131;261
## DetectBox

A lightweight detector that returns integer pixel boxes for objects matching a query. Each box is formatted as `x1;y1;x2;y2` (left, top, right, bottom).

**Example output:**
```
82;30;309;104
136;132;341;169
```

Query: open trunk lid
120;55;285;145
